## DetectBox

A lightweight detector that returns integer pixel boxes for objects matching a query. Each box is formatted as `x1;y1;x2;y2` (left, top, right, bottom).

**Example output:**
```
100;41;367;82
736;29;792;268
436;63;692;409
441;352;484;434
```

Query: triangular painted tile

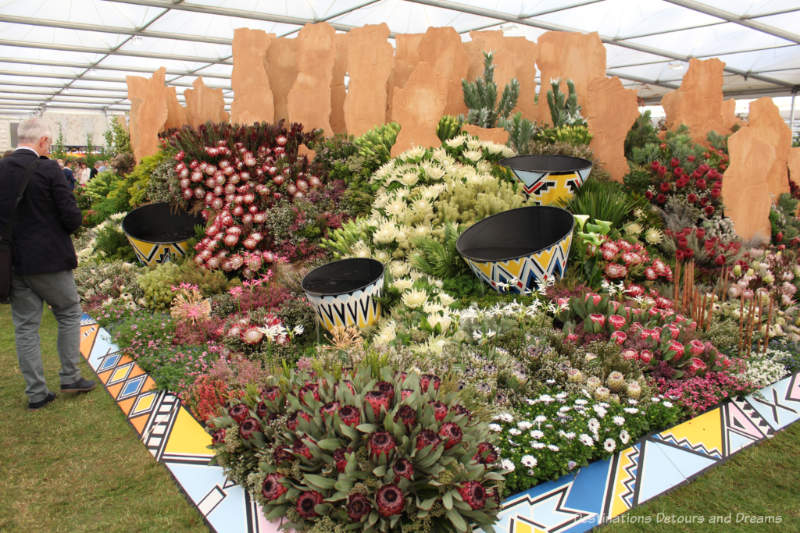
130;414;149;435
141;376;157;393
163;407;213;458
107;381;124;399
727;431;758;455
97;369;114;385
636;441;686;504
649;440;718;482
118;397;136;416
79;324;98;359
128;364;146;379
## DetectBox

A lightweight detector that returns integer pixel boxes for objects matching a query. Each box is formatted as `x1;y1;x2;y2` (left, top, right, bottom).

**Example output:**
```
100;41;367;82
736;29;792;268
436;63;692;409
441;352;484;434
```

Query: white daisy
620;430;630;444
488;423;502;432
588;418;600;433
624;407;640;414
517;421;533;431
529;430;544;440
501;459;515;472
612;416;626;426
532;442;545;450
604;438;617;453
509;428;521;436
579;434;594;447
521;455;537;468
498;412;514;423
547;444;560;452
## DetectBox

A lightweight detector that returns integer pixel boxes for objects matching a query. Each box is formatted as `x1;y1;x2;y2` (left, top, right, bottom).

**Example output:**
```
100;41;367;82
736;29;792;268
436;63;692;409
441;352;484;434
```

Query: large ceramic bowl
499;154;592;205
456;206;574;294
302;258;384;333
122;202;203;266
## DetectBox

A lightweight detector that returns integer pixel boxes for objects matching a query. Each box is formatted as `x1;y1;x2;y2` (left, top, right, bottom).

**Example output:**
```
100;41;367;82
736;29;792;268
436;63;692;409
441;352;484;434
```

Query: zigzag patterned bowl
499;154;592;205
302;258;384;333
121;202;203;266
457;206;575;294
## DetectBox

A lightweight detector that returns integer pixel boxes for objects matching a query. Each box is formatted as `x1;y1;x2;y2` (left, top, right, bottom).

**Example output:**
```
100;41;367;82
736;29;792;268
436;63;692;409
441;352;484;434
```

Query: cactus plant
437;115;464;142
499;112;538;154
546;79;586;128
462;52;519;128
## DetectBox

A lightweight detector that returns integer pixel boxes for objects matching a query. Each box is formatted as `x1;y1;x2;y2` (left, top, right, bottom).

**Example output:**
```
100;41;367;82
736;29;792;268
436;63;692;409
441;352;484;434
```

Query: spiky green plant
546;79;585;127
499;112;537;154
354;122;401;170
437;115;464;143
564;178;646;227
461;52;519;128
411;223;468;279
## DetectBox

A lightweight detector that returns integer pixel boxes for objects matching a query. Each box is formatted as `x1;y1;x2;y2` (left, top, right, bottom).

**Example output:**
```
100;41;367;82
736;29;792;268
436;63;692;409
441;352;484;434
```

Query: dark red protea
375;381;395;402
416;429;440;451
397;371;408;382
273;445;293;464
458;481;487;510
368;431;396;459
261;473;287;501
342;380;356;395
473;442;498;465
333;448;349;473
347;493;372;521
401;389;414;401
211;428;226;445
293;438;313;460
287;410;312;431
229;403;249;423
238;417;262;440
262;385;281;402
450;404;471;418
376;484;405;517
296;490;323;518
429;401;448;422
365;390;390;417
439;422;463;449
420;374;441;393
320;401;340;420
392;458;414;481
256;401;268;419
394;405;417;428
339;405;360;427
298;382;320;406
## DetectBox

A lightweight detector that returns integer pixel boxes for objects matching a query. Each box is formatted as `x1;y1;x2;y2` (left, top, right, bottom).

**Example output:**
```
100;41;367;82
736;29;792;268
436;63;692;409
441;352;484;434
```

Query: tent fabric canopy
0;0;797;116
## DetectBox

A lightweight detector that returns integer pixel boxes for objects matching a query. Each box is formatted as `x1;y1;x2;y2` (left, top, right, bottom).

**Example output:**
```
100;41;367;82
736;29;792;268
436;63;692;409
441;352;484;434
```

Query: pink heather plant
652;369;755;416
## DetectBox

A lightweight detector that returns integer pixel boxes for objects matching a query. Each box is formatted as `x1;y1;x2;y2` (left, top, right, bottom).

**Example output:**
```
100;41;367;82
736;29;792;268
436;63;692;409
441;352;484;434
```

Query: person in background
0;118;96;410
56;159;76;191
89;161;100;181
76;161;90;186
97;160;108;173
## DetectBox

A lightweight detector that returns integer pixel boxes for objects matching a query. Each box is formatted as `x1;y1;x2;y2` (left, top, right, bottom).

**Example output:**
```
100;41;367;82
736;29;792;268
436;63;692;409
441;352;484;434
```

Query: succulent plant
208;362;504;532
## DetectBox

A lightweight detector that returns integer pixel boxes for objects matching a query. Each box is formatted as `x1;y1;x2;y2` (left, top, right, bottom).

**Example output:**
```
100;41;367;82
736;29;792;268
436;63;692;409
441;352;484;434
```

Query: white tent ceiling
0;0;798;117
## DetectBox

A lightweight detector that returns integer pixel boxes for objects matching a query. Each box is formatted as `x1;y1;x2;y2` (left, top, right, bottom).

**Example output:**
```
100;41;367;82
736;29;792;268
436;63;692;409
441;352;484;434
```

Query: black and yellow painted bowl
121;202;203;266
499;154;592;205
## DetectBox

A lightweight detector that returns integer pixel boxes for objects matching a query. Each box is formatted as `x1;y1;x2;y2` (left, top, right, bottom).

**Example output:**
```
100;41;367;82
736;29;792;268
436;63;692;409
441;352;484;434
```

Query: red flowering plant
652;369;756;416
554;289;731;379
662;226;742;269
163;121;347;277
208;363;504;532
590;237;672;285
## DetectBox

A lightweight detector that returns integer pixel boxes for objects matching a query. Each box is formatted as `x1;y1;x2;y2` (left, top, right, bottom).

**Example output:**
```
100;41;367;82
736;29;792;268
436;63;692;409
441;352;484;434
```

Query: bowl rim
456;205;575;263
122;202;202;244
499;154;592;173
301;257;385;297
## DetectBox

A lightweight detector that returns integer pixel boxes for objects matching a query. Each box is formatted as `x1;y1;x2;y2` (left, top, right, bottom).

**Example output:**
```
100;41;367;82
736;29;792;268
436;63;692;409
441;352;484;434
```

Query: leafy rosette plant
591;237;672;284
245;364;504;532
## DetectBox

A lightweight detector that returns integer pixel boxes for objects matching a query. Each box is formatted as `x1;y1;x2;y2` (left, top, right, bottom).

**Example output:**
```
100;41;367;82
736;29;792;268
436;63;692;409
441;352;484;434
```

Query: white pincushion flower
438;292;455;307
399;172;419;187
373;224;398;245
393;278;413;291
401;289;428;309
385;198;408;217
389;261;410;278
521;455;537;468
373;320;397;346
463;149;483;162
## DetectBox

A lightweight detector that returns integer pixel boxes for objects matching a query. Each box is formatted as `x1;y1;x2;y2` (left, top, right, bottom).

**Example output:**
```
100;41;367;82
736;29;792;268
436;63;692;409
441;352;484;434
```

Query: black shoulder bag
1;160;38;303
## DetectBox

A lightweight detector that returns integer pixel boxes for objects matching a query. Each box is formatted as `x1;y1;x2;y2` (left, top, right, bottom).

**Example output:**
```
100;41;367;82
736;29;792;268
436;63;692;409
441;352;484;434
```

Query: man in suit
0;118;95;410
57;158;76;191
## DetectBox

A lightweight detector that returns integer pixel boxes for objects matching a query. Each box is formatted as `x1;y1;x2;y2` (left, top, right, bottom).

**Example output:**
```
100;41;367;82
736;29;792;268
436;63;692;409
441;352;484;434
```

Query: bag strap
1;159;38;243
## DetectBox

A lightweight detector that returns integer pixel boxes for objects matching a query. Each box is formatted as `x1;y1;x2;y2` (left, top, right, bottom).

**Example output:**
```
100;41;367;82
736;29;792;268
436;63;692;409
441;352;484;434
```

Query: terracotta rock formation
388;33;425;119
127;67;169;162
184;77;228;129
343;24;393;137
266;37;297;122
722;127;773;244
417;27;470;118
747;97;791;201
534;31;606;125
390;61;448;156
287;23;336;136
790;147;800;189
462;124;509;145
231;28;275;125
163;86;187;131
466;31;538;120
330;33;348;134
661;58;740;144
584;77;639;181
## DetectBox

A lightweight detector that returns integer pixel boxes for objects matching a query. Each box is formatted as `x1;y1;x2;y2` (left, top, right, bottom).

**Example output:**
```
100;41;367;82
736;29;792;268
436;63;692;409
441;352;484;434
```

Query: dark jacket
0;149;82;275
63;167;76;190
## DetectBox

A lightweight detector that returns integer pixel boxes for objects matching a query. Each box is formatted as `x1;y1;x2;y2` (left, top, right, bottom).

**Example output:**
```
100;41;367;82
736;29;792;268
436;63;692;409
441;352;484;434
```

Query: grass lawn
1;305;798;532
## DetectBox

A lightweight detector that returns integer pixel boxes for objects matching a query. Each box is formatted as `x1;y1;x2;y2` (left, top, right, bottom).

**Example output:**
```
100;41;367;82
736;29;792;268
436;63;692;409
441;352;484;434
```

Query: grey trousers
10;270;83;402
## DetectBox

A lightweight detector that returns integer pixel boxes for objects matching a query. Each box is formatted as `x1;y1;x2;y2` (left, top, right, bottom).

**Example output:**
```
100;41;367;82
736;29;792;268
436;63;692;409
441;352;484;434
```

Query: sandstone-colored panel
184;77;229;128
390;61;448;156
790;147;800;189
344;24;393;137
747;97;791;201
722;127;773;244
462;124;509;145
287;23;336;135
127;67;169;162
418;27;470;117
266;37;297;122
584;77;639;181
534;31;606;125
467;31;538;120
387;33;425;120
231;28;275;125
330;33;348;135
661;58;740;144
163;86;187;131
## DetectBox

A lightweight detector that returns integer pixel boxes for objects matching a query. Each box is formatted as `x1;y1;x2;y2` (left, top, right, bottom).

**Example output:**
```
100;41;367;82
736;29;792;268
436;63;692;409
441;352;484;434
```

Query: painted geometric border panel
80;314;800;533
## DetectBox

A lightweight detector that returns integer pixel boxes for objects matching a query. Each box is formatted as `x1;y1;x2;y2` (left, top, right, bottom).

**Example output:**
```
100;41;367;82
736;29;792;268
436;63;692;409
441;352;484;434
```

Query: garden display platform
79;313;800;533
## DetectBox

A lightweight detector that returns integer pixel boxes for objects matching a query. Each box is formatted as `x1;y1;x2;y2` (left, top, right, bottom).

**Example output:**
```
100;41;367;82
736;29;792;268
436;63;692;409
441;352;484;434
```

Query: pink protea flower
689;339;705;356
608;314;626;330
241;326;264;345
625;284;644;297
639;349;653;364
668;341;685;361
688;357;707;374
644;267;657;280
622;349;638;361
604;263;627;279
611;330;628;345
